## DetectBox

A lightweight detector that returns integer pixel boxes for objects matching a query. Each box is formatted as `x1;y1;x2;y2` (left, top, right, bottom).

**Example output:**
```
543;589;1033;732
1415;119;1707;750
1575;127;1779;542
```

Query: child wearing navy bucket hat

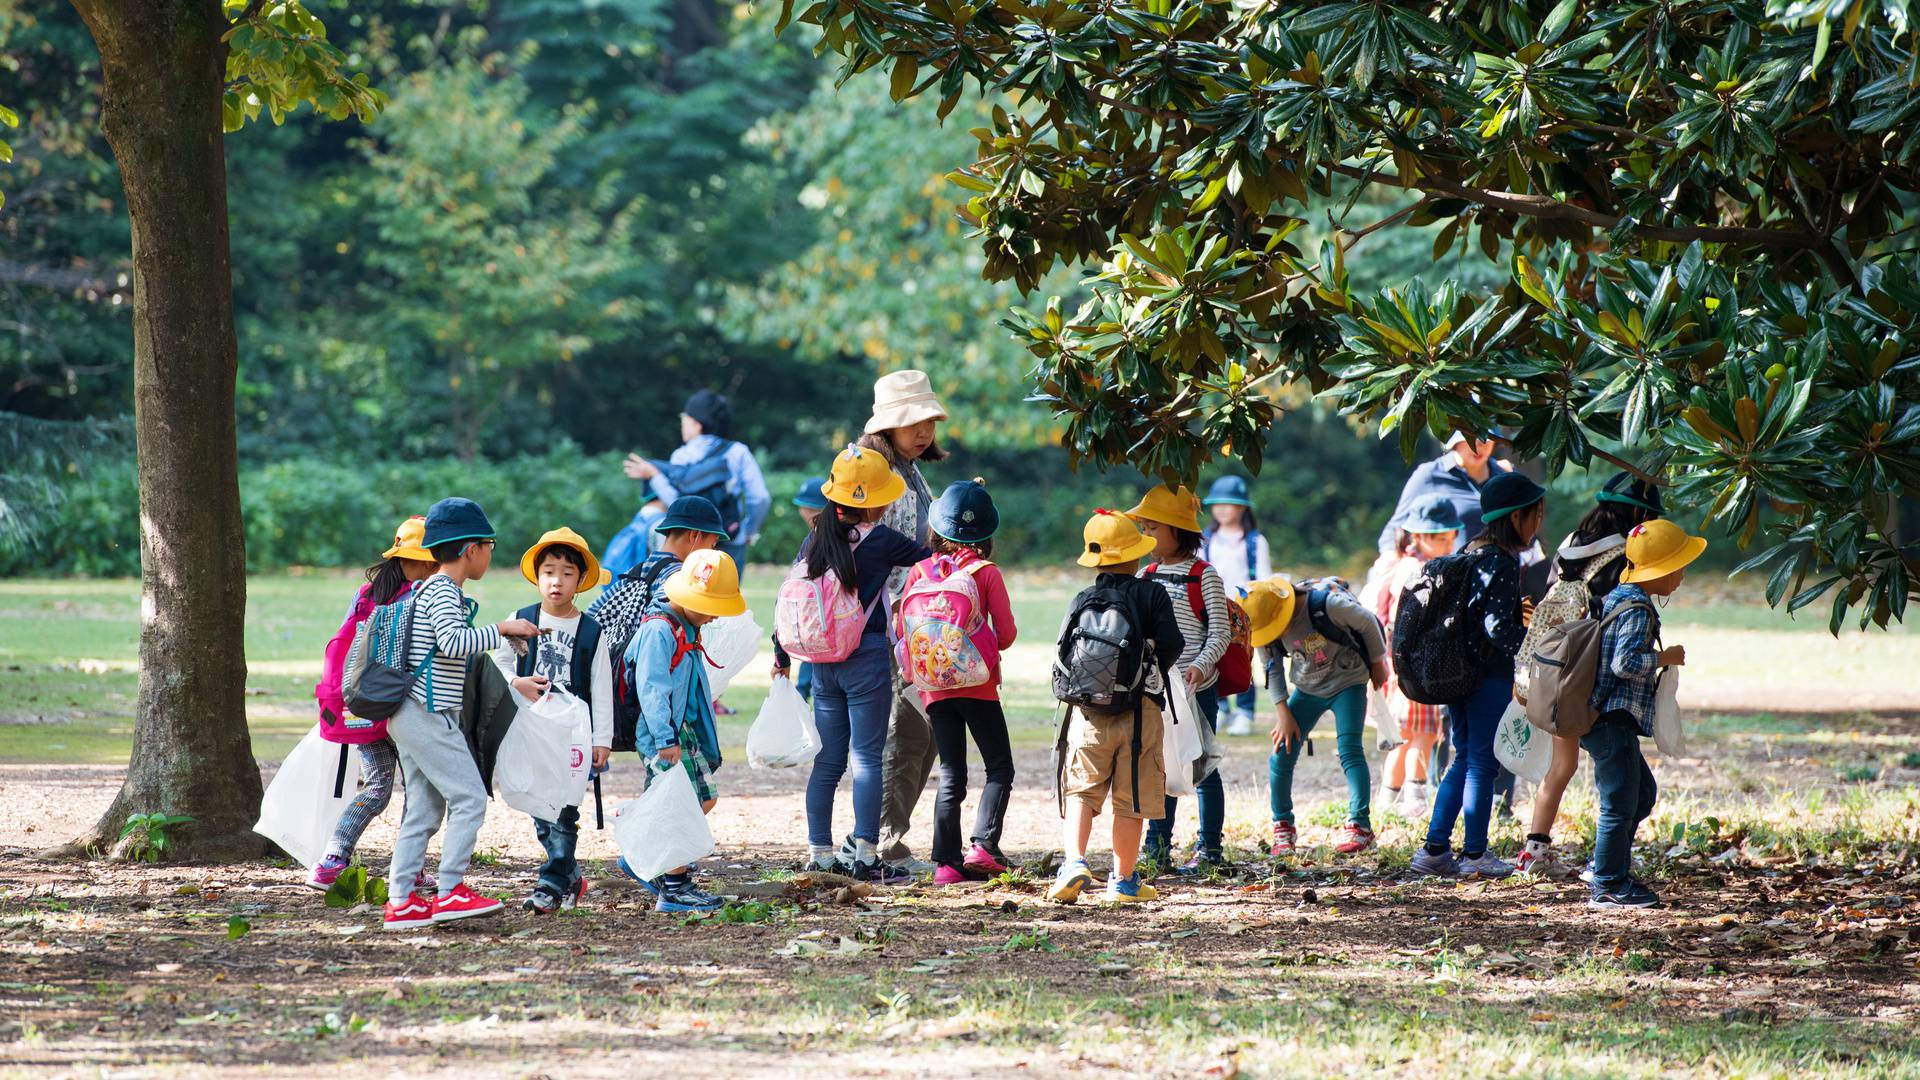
894;479;1019;884
1371;493;1463;817
383;497;542;930
1201;476;1271;735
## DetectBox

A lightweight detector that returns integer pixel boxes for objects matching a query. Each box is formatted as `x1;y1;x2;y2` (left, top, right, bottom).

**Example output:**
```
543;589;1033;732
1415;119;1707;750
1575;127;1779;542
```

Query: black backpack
1052;582;1153;714
1391;550;1493;705
655;440;743;539
1298;577;1375;659
609;559;679;753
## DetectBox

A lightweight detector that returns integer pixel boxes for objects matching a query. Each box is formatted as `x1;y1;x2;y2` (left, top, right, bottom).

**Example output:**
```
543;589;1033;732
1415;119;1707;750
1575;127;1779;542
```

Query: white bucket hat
864;369;949;435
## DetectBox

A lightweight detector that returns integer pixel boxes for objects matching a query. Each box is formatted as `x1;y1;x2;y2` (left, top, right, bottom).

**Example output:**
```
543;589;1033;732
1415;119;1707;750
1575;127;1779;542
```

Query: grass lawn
0;571;1917;1076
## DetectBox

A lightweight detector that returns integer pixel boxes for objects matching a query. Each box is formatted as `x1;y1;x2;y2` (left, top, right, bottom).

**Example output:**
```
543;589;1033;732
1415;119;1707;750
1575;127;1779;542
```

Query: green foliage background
1;0;1560;575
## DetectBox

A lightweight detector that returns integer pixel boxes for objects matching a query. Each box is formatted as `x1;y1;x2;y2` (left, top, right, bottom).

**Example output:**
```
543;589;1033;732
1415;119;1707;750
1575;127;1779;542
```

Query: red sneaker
382;892;434;931
1270;821;1297;857
430;884;503;923
1334;824;1376;855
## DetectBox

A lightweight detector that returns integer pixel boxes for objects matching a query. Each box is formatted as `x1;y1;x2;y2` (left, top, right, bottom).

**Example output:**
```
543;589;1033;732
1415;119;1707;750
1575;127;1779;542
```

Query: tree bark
65;0;264;861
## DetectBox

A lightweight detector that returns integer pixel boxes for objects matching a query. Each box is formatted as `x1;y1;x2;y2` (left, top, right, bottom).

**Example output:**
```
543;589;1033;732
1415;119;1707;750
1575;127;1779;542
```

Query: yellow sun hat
819;443;908;510
383;516;434;562
1619;519;1708;584
664;548;747;618
520;526;611;590
1241;578;1297;648
1077;509;1156;568
1126;483;1204;533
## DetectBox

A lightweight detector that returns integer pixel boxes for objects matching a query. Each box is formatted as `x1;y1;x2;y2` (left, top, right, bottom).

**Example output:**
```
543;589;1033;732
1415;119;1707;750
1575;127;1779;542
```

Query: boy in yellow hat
490;527;614;914
1046;510;1186;904
1584;519;1703;910
623;547;748;913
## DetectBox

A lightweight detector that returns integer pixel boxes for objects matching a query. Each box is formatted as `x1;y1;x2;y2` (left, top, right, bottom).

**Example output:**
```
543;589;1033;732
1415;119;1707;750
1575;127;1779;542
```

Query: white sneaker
1516;840;1558;875
1399;781;1432;816
1225;711;1253;737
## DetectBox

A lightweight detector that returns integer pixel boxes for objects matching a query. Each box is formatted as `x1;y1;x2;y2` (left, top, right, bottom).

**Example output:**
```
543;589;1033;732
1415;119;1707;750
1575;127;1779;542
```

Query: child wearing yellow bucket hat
1047;510;1186;905
1582;519;1702;909
305;515;440;893
620;547;749;914
1126;484;1235;871
487;527;615;915
771;445;931;883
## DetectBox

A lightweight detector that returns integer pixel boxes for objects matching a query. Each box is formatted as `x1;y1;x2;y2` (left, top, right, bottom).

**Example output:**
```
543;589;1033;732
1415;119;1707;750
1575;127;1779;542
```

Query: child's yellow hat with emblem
1126;483;1204;533
665;548;747;617
1077;509;1156;568
383;516;434;562
1619;520;1707;584
1241;578;1297;648
520;527;611;590
819;444;907;510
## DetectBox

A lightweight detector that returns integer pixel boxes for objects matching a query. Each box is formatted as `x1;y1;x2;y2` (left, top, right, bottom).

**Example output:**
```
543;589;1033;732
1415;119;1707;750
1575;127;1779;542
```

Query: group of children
309;448;1703;924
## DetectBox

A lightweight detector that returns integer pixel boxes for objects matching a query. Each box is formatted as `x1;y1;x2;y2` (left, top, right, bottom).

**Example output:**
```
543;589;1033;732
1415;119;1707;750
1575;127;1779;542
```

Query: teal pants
1267;684;1371;829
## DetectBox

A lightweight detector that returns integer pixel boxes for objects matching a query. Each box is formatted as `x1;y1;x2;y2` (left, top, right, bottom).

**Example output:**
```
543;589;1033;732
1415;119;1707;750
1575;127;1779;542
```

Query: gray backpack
1522;599;1652;738
1051;584;1151;713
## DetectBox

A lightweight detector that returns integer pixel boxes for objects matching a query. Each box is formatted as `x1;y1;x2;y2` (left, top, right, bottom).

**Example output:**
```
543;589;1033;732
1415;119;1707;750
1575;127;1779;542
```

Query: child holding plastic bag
896;480;1018;885
616;549;746;913
305;516;437;892
490;527;613;914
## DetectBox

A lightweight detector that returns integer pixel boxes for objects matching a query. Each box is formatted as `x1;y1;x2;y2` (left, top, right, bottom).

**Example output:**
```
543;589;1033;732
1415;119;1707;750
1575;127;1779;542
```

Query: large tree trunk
66;0;263;861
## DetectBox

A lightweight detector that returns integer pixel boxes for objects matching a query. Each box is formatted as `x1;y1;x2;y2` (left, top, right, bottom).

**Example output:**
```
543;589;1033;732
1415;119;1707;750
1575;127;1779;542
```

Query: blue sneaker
1046;859;1093;905
655;879;724;913
616;857;660;896
1410;849;1460;878
1103;872;1159;903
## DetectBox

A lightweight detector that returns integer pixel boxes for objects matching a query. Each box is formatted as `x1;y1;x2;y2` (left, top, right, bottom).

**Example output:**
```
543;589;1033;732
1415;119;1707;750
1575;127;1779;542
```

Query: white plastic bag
613;763;715;880
747;675;822;769
494;688;588;822
254;724;361;869
700;612;763;698
1163;670;1205;798
1493;698;1551;783
1653;668;1686;757
1368;686;1401;750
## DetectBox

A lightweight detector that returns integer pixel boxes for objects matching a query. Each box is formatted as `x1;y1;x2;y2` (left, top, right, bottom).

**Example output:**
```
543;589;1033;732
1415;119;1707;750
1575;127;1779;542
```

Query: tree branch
1589;446;1666;487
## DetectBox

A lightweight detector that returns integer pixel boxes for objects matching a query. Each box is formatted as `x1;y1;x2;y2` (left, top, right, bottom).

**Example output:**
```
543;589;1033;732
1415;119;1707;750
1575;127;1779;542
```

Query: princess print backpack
774;536;880;663
896;556;994;692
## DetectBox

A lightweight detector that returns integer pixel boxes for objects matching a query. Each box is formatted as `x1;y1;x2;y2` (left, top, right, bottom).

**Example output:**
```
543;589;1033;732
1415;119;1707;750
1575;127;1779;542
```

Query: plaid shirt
1590;583;1660;735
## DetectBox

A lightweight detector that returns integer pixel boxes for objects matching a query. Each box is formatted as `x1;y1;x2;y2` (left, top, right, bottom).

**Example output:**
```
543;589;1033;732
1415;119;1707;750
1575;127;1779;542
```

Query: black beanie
683;390;731;438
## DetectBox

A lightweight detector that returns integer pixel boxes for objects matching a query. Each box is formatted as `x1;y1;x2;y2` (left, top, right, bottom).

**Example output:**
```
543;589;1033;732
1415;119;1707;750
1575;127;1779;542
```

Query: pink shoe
1270;821;1297;857
306;854;348;892
962;843;1010;876
414;871;437;893
933;864;971;885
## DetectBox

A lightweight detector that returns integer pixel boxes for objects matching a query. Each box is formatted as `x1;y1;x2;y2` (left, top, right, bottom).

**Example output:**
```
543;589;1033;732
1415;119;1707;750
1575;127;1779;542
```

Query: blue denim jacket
624;608;722;766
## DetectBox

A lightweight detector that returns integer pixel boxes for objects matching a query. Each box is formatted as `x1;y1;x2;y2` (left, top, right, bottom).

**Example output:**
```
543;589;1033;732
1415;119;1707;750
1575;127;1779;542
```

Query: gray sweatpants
877;674;938;863
387;698;489;897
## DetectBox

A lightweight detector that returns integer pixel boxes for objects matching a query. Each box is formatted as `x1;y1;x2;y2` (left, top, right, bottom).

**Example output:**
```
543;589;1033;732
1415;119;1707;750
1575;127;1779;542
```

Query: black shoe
1589;881;1660;909
851;858;911;885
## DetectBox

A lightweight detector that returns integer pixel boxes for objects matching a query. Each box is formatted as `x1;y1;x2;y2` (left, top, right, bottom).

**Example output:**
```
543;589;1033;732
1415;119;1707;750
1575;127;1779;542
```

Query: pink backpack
774;539;880;663
315;581;412;745
894;556;995;692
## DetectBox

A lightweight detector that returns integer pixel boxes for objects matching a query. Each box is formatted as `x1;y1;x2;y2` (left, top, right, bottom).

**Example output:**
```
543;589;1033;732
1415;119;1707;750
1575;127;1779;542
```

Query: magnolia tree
790;0;1919;632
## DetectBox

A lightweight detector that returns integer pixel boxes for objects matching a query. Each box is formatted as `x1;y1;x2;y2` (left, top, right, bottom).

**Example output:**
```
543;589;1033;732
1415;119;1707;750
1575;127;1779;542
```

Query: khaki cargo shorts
1062;697;1165;819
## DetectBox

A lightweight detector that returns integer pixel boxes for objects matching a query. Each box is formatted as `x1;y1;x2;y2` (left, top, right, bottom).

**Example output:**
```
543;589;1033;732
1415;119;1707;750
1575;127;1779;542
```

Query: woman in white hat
858;369;951;872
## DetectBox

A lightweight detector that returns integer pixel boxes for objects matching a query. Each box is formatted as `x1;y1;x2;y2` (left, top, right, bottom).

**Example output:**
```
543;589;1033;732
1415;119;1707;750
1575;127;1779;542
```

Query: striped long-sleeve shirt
1591;583;1660;735
406;573;504;711
1141;557;1231;690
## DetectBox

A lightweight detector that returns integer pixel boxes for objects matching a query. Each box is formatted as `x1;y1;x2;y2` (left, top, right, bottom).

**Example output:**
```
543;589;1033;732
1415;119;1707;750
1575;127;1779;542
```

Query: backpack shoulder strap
514;604;542;678
1306;583;1366;656
1244;532;1259;575
1145;562;1206;624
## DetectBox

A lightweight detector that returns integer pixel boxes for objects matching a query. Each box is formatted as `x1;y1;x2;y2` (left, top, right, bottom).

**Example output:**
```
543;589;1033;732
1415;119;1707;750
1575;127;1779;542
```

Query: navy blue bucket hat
930;479;998;545
654;496;728;537
1596;470;1665;516
1202;475;1252;507
421;497;496;548
1405;493;1464;534
1478;472;1547;524
791;475;830;511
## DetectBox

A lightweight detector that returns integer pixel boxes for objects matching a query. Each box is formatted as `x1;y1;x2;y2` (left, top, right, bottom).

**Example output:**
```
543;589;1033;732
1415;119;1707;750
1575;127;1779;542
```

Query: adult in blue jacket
1375;431;1511;556
623;390;772;570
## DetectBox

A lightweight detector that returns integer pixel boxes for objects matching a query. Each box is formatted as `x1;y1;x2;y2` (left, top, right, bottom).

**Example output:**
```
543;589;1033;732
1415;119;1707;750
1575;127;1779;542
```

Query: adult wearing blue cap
1375;430;1512;556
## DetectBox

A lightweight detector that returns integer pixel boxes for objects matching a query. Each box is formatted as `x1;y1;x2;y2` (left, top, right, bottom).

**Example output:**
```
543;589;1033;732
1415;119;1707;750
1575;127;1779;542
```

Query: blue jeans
532;804;581;895
1581;711;1656;894
1425;675;1510;857
805;634;893;847
1233;687;1257;717
1146;687;1222;859
720;539;750;571
1268;684;1371;829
